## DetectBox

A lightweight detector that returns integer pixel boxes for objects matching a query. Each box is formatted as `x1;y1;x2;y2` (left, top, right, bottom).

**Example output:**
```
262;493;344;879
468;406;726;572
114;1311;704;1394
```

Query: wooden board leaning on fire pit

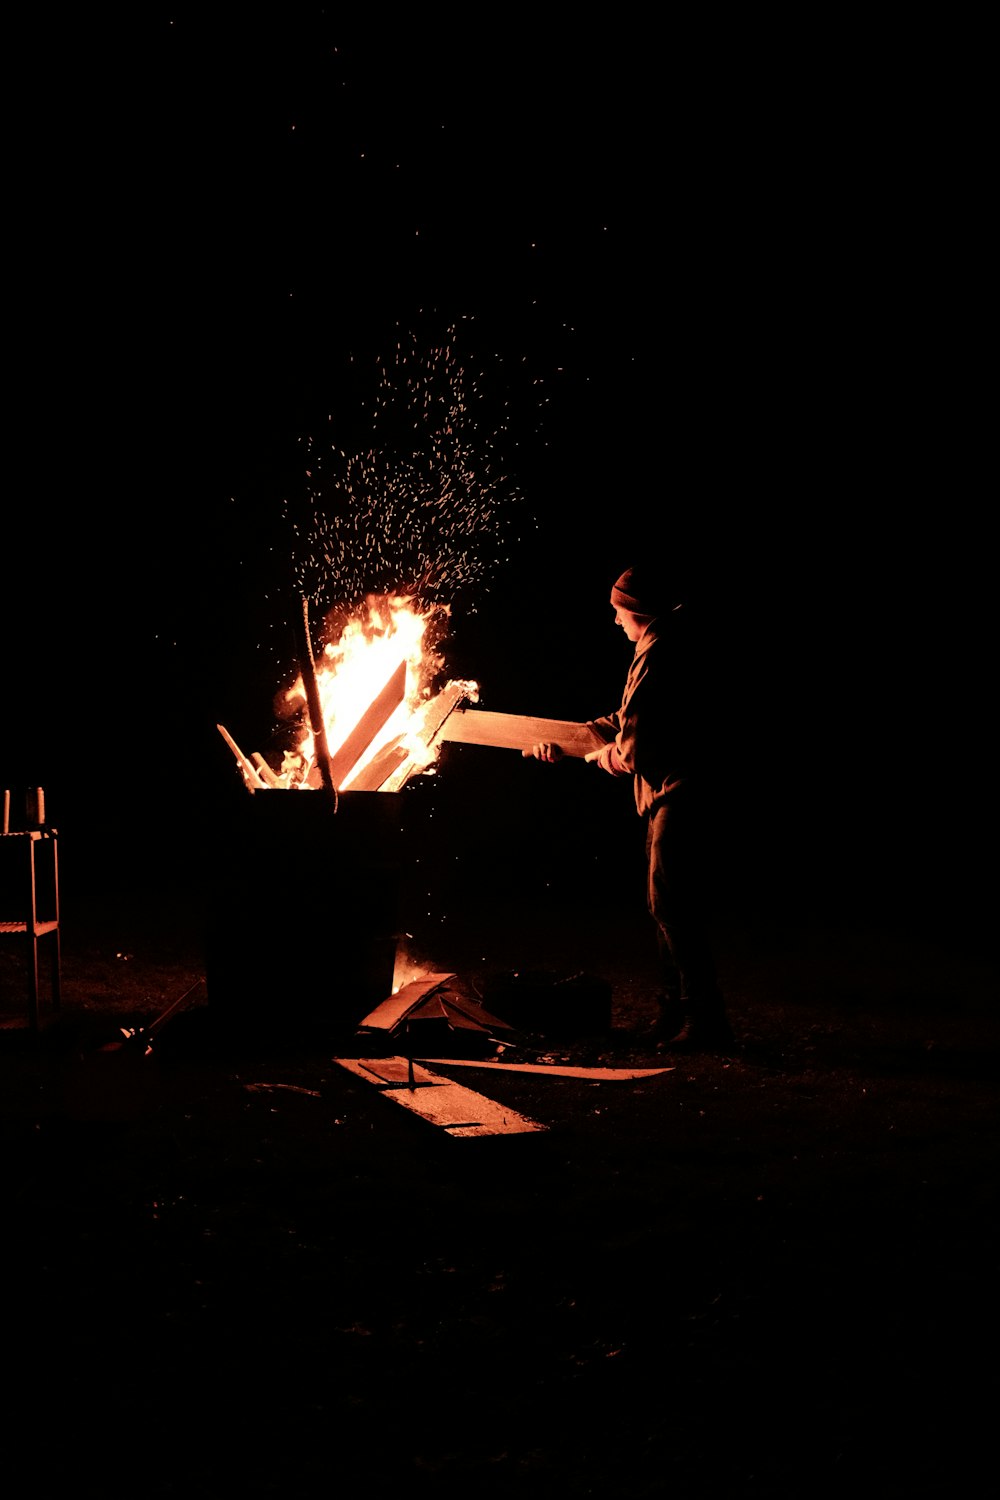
434;710;605;758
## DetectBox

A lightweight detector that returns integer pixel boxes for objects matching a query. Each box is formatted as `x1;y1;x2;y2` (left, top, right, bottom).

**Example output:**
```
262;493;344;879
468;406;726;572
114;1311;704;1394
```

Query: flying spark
284;323;527;624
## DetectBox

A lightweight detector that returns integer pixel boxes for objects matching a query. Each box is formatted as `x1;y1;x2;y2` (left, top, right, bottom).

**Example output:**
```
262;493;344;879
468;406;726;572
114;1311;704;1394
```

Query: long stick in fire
298;596;338;808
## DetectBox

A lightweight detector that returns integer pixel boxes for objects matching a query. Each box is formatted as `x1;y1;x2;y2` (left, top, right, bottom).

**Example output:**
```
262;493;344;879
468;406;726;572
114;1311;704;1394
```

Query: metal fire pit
206;789;405;1038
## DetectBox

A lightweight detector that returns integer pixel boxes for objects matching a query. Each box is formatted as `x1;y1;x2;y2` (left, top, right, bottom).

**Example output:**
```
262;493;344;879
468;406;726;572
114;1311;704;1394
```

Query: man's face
613;604;649;643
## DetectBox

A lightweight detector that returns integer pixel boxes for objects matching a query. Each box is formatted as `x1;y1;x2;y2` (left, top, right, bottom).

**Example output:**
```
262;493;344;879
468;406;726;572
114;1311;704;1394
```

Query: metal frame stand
0;830;61;1029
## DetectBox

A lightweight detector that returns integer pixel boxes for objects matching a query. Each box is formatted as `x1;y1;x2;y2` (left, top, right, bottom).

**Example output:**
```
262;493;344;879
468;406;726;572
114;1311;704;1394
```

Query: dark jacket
588;607;710;817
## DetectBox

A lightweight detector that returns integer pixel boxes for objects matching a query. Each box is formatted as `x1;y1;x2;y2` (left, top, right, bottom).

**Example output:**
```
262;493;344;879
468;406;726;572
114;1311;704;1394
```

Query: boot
651;992;686;1040
657;1005;735;1054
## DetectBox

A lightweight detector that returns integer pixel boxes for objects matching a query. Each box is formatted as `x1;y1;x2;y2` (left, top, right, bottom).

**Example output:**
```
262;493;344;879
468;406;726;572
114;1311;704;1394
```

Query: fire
274;595;477;792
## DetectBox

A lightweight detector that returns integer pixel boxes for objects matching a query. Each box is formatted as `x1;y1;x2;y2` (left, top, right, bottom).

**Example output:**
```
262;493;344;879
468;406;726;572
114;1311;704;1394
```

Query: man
524;564;734;1053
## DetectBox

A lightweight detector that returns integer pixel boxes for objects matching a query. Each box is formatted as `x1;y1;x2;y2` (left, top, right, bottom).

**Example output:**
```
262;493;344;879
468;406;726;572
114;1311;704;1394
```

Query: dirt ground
2;807;998;1500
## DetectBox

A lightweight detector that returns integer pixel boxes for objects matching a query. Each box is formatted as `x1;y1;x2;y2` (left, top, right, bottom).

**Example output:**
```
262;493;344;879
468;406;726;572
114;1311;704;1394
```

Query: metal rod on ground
116;978;207;1054
298;596;338;809
144;977;206;1043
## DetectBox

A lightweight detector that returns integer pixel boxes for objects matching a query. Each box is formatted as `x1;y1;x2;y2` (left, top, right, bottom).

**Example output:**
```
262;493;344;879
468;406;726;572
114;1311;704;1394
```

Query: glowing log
326;659;407;790
381;679;474;791
342;735;409;792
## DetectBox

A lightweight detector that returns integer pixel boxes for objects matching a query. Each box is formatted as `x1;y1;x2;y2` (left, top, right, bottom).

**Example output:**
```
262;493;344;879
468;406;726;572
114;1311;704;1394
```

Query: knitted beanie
610;566;660;616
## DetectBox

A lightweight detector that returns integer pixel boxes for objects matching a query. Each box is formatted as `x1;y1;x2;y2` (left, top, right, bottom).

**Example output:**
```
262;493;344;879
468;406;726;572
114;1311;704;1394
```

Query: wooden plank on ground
336;1056;442;1086
333;1056;548;1137
434;710;605;758
340;1050;437;1086
417;1058;674;1080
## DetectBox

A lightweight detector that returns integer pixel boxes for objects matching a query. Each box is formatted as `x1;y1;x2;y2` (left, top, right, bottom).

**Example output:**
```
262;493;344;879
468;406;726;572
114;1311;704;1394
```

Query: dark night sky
3;10;992;938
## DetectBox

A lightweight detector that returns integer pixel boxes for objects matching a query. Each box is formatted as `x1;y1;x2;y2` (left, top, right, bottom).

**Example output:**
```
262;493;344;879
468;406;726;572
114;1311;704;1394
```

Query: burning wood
342;735;409;793
325;659;406;789
220;693;605;795
217;595;603;798
379;679;470;792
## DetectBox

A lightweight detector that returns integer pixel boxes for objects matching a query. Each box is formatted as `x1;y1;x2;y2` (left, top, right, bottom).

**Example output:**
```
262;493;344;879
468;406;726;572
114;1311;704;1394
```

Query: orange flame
275;595;476;790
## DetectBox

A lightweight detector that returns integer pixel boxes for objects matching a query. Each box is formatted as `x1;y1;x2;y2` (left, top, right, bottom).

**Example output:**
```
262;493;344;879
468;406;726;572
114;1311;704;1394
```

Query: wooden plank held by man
431;709;604;758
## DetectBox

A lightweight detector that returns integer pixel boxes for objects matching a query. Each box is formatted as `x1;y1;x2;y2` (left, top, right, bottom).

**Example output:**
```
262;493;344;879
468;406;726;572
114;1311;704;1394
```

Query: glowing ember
273;594;477;792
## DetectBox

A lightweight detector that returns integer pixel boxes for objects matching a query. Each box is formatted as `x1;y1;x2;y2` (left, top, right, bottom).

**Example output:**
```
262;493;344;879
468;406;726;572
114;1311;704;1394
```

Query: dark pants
644;790;726;1019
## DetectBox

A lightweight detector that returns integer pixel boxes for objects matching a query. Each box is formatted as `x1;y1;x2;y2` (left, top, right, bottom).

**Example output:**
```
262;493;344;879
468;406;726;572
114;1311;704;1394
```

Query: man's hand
522;741;565;762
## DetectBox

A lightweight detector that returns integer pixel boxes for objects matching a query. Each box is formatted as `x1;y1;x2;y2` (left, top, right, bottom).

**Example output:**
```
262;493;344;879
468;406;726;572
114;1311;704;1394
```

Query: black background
3;10;992;942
